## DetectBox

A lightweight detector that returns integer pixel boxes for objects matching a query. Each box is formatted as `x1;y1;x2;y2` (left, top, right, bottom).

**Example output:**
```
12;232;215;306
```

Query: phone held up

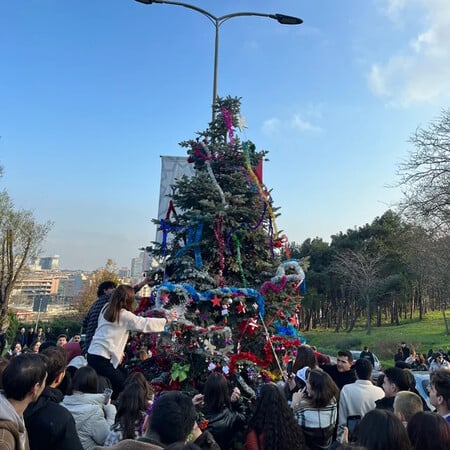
347;415;361;443
103;388;113;405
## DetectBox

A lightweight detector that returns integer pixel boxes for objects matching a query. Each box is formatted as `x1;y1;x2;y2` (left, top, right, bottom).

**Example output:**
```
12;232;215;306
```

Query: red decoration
236;302;246;314
211;296;221;307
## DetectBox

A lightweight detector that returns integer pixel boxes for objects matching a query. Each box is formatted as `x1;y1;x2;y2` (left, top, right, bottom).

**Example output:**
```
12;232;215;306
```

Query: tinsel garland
225;203;267;254
155;283;265;317
228;352;269;374
175;216;204;269
221;107;235;145
242;141;278;239
200;140;227;207
232;234;247;288
213;215;225;287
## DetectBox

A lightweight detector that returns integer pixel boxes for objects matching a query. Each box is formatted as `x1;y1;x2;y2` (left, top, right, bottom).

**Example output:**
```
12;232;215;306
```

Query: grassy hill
303;310;450;369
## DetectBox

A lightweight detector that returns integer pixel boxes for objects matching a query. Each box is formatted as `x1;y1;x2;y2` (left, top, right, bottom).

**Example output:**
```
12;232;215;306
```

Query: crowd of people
1;280;450;450
393;341;450;372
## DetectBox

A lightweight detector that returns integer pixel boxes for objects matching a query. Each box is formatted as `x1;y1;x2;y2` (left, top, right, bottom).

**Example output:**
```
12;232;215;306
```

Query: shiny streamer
155;283;265;317
175;218;204;269
221;107;235;145
225;203;267;253
233;234;247;288
200;141;227;207
242;141;278;239
213;215;225;287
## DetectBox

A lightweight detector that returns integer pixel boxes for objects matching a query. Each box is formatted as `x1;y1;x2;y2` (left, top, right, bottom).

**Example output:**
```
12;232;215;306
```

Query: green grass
304;310;450;369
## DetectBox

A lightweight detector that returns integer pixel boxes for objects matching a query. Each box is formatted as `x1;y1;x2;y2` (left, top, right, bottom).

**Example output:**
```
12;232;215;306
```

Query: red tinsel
263;338;302;363
228;352;269;374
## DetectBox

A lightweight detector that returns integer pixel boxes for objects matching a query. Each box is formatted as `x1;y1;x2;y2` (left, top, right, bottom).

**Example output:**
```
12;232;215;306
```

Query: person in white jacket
86;284;173;397
61;366;116;450
338;358;385;439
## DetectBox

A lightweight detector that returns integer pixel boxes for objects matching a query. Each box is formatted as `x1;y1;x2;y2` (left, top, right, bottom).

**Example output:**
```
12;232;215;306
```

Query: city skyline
1;1;450;271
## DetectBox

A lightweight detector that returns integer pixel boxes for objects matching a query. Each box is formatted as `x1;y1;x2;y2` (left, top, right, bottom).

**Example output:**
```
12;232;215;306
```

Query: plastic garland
155;283;265;317
232;234;247;288
242;141;278;239
175;217;204;269
270;259;305;285
225;202;267;254
221;107;235;145
200;141;227;208
213;215;225;287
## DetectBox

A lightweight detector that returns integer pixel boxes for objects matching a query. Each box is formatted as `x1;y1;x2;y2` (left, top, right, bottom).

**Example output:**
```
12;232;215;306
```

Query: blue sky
1;0;449;271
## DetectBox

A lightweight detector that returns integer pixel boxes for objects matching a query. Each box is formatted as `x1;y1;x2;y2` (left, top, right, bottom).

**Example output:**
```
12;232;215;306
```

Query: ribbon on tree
221;107;235;145
175;217;204;269
242;141;278;238
160;219;185;257
225;203;267;253
154;283;265;317
232;234;247;288
213;215;225;287
200;141;227;207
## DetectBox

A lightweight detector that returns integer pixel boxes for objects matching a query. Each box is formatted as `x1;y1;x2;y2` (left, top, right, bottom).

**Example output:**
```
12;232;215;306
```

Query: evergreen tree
137;97;305;392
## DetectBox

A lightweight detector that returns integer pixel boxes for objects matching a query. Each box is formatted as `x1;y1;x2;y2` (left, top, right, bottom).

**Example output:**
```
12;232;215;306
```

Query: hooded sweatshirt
24;386;83;450
0;392;29;450
60;392;116;450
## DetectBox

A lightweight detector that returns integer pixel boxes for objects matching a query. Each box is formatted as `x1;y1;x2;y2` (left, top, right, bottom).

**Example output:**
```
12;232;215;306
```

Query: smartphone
286;360;294;375
347;415;361;443
103;388;113;405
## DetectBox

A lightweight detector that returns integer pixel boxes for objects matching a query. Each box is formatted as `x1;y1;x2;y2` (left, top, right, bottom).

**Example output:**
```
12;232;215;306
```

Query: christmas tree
135;97;305;394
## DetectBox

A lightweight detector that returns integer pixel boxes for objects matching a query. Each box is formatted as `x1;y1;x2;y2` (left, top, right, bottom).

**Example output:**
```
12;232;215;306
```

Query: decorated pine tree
137;97;306;393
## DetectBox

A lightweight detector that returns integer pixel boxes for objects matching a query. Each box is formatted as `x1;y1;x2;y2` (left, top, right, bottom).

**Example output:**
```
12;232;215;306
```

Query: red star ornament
211;296;221;307
236;302;246;314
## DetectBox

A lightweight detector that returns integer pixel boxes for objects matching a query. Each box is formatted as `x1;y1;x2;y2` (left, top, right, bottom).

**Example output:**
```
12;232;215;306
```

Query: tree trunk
442;308;450;336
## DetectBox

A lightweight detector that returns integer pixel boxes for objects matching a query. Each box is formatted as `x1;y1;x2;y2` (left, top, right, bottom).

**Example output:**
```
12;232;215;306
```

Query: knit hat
63;342;82;363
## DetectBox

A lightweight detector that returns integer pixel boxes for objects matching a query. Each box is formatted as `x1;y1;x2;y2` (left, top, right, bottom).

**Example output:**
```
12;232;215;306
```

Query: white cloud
262;117;281;134
261;112;322;135
291;114;322;133
369;0;450;106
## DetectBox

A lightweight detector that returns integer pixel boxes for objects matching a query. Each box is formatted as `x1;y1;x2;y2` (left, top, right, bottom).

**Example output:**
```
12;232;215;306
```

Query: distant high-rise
131;253;145;278
39;255;60;270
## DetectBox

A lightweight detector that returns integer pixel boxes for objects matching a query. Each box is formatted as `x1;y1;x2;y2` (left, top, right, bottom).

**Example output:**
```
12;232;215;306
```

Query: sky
1;0;450;271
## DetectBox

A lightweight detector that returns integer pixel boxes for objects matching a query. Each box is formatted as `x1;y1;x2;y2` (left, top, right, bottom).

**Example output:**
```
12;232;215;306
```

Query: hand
142;275;154;285
192;394;204;406
230;387;241;402
340;426;349;445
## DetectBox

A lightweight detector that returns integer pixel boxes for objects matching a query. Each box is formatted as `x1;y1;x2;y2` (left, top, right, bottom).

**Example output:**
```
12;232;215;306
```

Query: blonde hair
394;391;423;422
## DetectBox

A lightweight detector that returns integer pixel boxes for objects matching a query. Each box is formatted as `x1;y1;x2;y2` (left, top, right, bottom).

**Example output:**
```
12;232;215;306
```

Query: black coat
205;406;246;450
24;386;83;450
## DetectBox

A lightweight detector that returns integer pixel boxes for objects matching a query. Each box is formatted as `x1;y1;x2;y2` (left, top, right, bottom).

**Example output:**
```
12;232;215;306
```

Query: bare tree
332;250;383;334
0;190;51;328
397;109;450;232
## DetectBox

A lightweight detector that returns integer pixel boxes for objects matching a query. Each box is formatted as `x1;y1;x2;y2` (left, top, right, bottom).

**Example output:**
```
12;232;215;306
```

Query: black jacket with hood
24;386;83;450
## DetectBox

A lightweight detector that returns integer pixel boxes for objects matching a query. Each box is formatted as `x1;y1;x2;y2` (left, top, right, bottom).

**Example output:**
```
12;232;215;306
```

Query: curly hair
247;383;306;450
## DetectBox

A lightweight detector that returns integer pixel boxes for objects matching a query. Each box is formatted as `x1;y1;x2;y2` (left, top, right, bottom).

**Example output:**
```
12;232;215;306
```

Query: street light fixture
135;0;303;120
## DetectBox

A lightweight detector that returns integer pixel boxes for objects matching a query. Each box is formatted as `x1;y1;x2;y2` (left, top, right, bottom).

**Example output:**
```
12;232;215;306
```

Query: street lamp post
135;0;302;120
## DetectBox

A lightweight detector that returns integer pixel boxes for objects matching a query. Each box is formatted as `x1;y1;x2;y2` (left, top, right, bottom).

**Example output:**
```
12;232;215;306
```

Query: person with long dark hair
245;382;306;450
285;345;319;402
103;379;149;446
61;366;116;450
201;372;247;450
87;284;172;396
292;369;339;450
340;409;411;450
407;411;450;450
